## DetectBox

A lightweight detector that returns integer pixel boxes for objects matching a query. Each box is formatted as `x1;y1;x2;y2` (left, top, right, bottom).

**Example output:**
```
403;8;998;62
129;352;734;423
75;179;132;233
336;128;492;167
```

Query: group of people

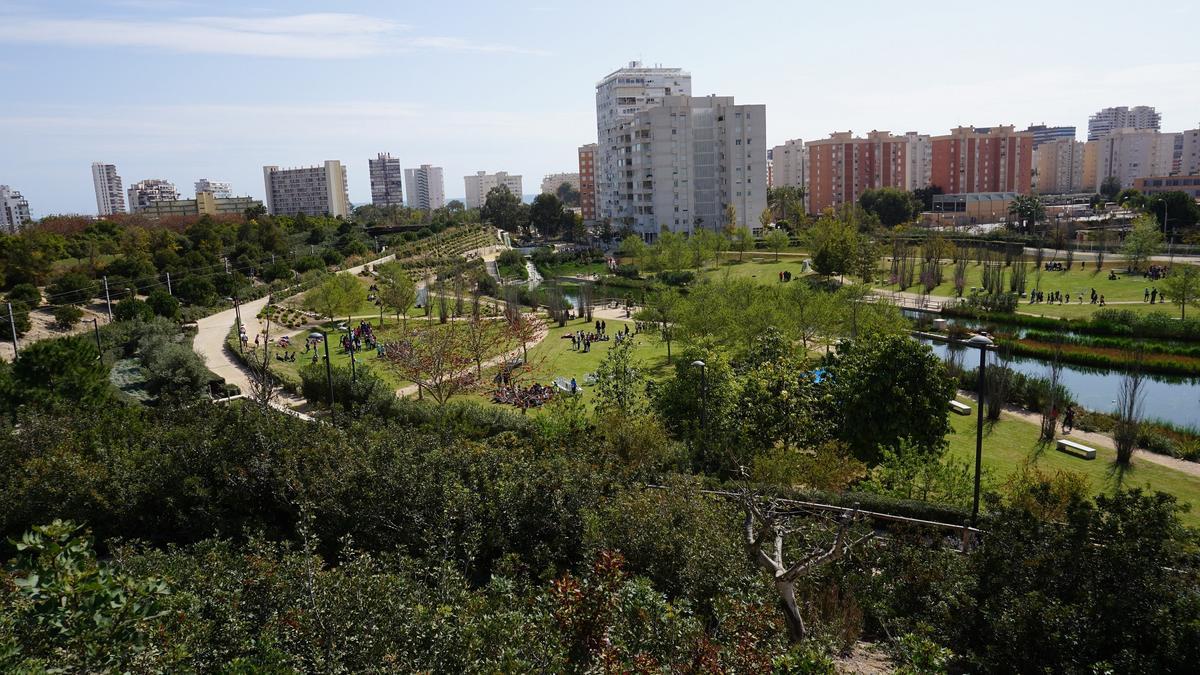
776;270;795;282
1144;287;1167;304
274;351;299;362
1043;261;1068;271
1144;265;1170;281
340;321;378;354
492;383;554;408
570;320;615;353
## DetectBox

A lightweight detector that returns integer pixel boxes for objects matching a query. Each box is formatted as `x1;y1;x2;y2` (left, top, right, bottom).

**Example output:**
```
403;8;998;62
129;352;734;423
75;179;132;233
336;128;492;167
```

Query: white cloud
0;12;542;58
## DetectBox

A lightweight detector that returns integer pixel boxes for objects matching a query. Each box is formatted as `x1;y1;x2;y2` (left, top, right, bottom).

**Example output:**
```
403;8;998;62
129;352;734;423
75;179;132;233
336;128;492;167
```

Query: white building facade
404;165;445;211
613;94;767;238
1087;106;1161;141
1092;129;1177;190
127;179;180;212
464;171;523;210
262;161;350;217
770;139;807;190
0;185;31;233
91;162;126;216
368;153;404;207
902;132;933;190
194;179;233;198
1035;139;1085;194
595;62;692;224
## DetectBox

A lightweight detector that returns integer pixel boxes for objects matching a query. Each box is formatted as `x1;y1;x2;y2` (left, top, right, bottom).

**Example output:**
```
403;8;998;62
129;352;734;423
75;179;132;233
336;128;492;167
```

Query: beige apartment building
1035;139;1085;194
578;144;598;222
464;171;523;210
262;161;350;218
133;192;262;219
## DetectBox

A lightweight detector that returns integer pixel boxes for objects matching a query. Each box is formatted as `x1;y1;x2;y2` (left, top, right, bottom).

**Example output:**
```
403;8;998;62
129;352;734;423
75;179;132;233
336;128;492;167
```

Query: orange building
805;130;907;214
930;126;1033;195
577;143;598;222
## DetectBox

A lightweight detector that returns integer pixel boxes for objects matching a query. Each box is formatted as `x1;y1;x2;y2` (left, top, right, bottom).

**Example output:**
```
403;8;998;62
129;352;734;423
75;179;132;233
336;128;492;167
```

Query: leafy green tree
173;276;217;307
10;335;109;405
480;185;526;234
46;271;96;306
618;234;646;264
809;215;856;276
529;193;565;239
911;184;944;211
1122;213;1164;272
732;226;754;261
146;289;180;319
1100;175;1122;201
859;187;919;227
656;230;687;271
555;181;581;207
824;334;954;462
140;338;210;401
1160;264;1200;319
764;228;790;262
303;273;362;322
642;287;681;363
3;520;170;671
1116;188;1145;209
375;261;416;330
0;301;31;340
114;297;154;323
1146;190;1200;229
5;283;41;307
52;304;83;330
651;346;740;475
1007;195;1045;234
593;337;645;416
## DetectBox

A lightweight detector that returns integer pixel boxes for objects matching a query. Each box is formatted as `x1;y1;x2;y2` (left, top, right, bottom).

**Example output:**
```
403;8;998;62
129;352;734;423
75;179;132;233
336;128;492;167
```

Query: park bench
1056;438;1097;460
949;400;971;416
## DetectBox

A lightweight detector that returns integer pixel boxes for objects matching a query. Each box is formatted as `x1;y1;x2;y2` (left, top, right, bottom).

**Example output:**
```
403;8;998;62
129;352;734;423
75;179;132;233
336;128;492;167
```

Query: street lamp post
965;333;994;526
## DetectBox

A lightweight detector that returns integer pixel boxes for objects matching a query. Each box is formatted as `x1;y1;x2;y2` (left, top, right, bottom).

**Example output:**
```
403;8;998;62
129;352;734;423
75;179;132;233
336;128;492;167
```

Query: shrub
52;304;83;329
0;301;31;339
657;270;695;286
146;289;180;319
113;297;154;323
5;283;41;307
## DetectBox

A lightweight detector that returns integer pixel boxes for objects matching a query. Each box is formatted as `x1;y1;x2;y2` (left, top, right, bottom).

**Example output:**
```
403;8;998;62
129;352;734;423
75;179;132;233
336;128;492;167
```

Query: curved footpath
192;254;395;419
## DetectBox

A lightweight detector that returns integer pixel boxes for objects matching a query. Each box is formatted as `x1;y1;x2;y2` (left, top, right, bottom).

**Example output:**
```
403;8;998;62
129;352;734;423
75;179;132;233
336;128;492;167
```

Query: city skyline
2;0;1199;217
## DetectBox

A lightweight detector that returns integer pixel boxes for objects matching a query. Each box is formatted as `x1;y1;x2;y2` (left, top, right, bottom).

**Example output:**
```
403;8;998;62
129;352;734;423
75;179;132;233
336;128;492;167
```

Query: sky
2;0;1199;217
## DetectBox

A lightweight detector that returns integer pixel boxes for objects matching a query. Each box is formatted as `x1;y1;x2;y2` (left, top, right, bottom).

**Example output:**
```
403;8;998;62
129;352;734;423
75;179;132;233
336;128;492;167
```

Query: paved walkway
958;390;1200;478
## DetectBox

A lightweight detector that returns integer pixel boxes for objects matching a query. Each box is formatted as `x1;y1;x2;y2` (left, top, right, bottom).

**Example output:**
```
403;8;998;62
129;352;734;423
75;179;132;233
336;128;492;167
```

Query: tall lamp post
965;333;994;526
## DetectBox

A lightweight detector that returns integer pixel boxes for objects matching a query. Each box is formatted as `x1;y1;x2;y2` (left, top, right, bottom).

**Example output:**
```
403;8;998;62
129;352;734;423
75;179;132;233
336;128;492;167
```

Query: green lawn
699;258;814;284
945;402;1200;525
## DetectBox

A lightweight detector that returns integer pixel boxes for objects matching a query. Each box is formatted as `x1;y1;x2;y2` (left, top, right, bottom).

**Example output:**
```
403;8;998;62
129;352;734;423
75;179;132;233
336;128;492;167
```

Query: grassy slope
944;401;1200;525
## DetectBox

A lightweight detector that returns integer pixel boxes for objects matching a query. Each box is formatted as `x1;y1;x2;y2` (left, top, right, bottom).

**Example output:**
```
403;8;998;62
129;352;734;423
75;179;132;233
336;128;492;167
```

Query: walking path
958;390;1200;478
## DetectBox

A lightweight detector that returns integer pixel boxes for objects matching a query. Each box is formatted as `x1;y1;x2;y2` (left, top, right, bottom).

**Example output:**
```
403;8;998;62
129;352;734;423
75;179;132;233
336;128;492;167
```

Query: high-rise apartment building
1177;128;1200;177
578;143;598;222
1025;124;1077;148
609;94;766;237
403;165;445;211
464;171;523;210
1034;139;1085;194
769;139;808;191
368;153;404;208
929;126;1033;195
902;132;933;191
1087;106;1161;141
262;161;350;217
127;179;180;212
595;62;692;223
1091;129;1177;190
194;179;233;198
91;162;126;216
541;173;580;195
0;185;31;233
806;131;908;214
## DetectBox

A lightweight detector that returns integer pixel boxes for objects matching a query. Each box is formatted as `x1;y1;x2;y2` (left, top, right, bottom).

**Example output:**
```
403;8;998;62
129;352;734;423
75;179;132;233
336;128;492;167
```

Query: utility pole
102;276;113;322
165;271;172;295
6;302;18;357
91;317;102;358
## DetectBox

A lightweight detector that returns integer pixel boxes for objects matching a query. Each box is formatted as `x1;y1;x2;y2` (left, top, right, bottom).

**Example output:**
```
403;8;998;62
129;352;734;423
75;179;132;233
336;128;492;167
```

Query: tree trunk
776;580;806;643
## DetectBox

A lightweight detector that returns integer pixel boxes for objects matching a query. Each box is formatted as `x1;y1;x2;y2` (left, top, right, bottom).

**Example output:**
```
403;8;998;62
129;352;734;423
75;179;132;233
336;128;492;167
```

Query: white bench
1057;438;1097;460
949;400;971;416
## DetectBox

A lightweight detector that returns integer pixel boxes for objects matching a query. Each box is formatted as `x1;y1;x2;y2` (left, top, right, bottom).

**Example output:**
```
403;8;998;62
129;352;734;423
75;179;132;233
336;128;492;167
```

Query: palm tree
1008;195;1045;234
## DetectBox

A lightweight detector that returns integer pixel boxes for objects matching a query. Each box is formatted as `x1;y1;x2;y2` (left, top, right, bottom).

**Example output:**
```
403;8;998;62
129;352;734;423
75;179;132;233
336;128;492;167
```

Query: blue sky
2;0;1199;216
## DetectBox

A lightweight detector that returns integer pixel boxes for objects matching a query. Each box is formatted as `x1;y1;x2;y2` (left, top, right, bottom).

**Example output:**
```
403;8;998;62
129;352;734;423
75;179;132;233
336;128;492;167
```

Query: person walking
1063;406;1075;434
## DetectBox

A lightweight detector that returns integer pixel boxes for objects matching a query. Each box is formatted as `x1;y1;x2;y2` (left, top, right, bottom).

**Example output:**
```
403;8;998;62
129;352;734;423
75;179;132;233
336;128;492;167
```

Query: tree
384;324;475;405
529;193;565;240
11;335;109;406
592;337;644;416
146;289;180;319
911;185;944;211
643;288;681;363
555;181;581;208
1146;190;1200;230
463;316;505;379
375;262;416;331
859;187;919;227
114;297;154;323
825;334;954;462
46;271;96;306
303;273;361;323
1099;175;1122;201
758;208;772;236
618;234;646;265
733;227;754;261
1007;195;1045;234
52;304;83;330
808;215;856;277
6;283;41;307
480;185;526;235
1113;353;1146;466
1122;213;1164;272
1;300;31;340
764;229;789;262
767;185;806;228
1161;264;1200;319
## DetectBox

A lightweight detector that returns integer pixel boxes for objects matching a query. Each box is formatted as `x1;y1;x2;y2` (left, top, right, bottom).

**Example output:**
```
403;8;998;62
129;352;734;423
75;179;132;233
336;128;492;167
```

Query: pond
918;337;1200;428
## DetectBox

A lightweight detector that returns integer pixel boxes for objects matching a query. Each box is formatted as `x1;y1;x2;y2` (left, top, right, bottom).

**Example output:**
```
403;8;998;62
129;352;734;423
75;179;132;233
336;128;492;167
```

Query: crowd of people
1144;265;1170;281
492;382;554;408
570;320;616;353
1029;289;1103;305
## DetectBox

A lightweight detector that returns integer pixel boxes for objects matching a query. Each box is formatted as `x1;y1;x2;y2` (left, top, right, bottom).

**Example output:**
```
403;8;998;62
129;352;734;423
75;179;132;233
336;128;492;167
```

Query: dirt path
958;390;1200;478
